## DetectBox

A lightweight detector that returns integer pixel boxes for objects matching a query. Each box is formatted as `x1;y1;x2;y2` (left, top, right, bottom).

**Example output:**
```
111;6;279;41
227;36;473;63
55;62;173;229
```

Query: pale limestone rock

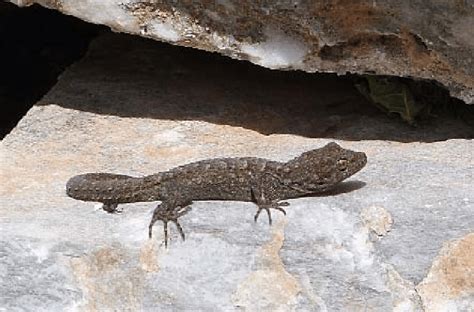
1;33;472;311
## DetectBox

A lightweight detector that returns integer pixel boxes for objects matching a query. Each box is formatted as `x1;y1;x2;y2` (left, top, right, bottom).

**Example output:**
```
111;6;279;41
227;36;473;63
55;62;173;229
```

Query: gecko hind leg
148;204;191;248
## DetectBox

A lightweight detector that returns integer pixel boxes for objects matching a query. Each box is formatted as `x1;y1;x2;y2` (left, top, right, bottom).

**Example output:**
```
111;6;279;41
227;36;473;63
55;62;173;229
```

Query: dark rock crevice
0;2;103;138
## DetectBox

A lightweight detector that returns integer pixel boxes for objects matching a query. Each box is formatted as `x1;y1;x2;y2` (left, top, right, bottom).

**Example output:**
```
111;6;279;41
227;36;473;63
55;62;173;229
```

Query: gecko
66;142;367;246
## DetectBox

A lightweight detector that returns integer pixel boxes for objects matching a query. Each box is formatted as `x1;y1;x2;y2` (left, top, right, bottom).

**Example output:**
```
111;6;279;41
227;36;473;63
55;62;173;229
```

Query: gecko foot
254;201;289;225
148;204;191;248
102;203;121;213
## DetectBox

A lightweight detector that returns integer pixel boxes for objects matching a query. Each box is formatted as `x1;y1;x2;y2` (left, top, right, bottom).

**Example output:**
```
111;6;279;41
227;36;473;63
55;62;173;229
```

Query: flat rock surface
1;33;473;311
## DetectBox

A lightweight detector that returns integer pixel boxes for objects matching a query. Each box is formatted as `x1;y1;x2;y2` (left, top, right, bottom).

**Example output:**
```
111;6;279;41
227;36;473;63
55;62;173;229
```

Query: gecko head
281;142;367;193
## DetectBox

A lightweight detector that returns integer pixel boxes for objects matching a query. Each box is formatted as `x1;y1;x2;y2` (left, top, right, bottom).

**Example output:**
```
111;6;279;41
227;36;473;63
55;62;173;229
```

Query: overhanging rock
11;0;474;104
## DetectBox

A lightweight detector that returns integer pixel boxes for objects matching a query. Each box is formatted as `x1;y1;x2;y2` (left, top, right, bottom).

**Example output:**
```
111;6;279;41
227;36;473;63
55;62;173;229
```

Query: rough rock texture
416;234;474;311
10;0;474;104
1;32;473;311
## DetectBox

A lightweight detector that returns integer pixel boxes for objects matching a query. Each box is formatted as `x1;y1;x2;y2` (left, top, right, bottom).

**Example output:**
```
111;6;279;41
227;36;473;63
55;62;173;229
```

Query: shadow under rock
40;32;474;142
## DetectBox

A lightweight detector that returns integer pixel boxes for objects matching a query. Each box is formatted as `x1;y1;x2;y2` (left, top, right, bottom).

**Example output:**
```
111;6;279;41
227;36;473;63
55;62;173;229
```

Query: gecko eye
337;158;348;171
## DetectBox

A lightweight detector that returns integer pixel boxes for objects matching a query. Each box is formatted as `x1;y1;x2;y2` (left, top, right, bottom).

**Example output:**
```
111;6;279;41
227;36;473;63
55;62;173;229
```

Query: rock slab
1;33;473;311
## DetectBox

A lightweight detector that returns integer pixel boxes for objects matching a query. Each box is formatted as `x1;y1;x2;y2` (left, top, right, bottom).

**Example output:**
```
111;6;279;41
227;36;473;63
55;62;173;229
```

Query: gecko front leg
148;198;192;247
251;176;289;225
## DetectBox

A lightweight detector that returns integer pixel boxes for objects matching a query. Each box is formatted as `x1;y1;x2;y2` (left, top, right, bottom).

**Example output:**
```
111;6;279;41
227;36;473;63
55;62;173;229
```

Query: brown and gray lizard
66;142;367;246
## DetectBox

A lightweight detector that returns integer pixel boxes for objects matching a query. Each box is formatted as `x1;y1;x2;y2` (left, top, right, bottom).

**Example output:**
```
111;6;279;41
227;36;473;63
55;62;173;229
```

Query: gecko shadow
41;32;473;142
306;180;366;198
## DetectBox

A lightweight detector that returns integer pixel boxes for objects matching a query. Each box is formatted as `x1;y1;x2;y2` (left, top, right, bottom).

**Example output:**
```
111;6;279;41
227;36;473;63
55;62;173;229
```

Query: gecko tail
66;173;138;202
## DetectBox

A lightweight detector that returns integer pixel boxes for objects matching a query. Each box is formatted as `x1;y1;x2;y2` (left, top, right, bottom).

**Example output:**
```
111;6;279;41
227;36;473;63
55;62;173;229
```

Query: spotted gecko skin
66;142;367;246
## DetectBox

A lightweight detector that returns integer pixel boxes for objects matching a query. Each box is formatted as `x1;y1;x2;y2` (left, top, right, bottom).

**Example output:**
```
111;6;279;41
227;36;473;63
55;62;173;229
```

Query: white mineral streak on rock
62;0;139;32
240;27;308;69
283;202;381;309
416;233;474;312
303;204;375;270
146;19;181;42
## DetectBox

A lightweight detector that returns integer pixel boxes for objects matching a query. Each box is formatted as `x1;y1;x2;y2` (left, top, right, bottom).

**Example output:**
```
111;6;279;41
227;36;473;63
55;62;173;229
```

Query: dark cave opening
0;2;103;138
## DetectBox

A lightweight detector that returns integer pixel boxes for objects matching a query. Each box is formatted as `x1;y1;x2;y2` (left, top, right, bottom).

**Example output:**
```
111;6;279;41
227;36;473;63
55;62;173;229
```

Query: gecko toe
253;207;272;225
176;206;192;218
173;220;186;241
148;223;153;239
253;207;263;223
253;206;273;225
266;208;273;225
254;202;288;224
148;204;190;247
163;221;169;248
274;206;287;216
254;206;274;224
